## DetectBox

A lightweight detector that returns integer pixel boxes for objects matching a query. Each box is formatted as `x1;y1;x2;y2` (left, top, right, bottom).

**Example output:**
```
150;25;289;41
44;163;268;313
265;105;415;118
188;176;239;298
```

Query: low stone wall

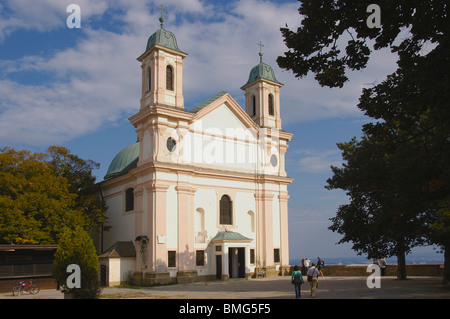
317;264;444;277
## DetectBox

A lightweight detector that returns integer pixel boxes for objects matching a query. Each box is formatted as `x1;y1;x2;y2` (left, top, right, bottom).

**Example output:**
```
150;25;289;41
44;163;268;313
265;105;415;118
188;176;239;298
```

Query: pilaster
278;192;290;268
176;183;197;271
144;181;170;272
255;191;274;268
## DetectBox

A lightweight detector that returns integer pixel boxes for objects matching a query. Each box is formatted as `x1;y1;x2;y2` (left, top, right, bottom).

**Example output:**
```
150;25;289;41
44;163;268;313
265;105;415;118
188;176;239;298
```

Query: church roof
98;241;136;258
241;61;283;88
145;27;186;54
190;91;228;113
210;231;252;243
104;142;139;180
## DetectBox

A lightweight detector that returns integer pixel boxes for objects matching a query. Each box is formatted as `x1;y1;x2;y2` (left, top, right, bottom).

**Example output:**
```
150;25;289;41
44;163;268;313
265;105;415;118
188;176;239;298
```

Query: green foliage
0;146;107;244
326;133;431;260
282;0;450;280
277;0;448;88
0;148;83;244
53;226;101;299
45;146;108;230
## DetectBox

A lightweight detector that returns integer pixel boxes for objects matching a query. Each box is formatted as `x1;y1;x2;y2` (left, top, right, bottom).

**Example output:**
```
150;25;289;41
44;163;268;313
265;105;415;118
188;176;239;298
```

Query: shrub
53;226;101;299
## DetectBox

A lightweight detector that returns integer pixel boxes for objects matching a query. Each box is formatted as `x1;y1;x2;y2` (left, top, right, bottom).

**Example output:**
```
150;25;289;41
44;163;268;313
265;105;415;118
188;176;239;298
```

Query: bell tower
241;43;283;130
137;7;187;109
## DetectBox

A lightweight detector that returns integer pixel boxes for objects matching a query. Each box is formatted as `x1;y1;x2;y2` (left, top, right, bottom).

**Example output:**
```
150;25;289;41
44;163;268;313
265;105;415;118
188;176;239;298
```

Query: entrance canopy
210;231;252;243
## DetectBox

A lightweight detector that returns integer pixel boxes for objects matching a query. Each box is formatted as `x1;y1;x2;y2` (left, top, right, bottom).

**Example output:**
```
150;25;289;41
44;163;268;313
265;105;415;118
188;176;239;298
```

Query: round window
270;154;278;167
166;137;177;152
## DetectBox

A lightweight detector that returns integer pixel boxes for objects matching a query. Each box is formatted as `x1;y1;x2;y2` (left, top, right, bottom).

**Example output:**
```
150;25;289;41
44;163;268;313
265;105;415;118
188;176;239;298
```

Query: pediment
191;92;259;134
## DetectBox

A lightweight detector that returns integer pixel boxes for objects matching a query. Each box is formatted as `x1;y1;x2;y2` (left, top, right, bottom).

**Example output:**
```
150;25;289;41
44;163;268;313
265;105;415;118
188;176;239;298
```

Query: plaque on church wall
157;235;166;244
195;236;205;243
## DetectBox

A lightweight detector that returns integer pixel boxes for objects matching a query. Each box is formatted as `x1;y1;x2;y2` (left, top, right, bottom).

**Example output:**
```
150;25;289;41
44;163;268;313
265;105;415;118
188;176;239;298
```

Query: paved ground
1;276;449;299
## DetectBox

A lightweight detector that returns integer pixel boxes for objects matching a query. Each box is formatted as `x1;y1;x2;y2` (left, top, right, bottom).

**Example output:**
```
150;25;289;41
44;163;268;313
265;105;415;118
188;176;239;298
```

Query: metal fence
0;263;53;278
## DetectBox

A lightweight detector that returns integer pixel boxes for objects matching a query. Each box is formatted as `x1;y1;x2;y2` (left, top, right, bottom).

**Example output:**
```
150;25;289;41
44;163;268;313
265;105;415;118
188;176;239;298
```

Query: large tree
0;148;82;244
0;146;107;244
278;0;449;281
326;127;435;279
45;146;107;230
277;0;448;88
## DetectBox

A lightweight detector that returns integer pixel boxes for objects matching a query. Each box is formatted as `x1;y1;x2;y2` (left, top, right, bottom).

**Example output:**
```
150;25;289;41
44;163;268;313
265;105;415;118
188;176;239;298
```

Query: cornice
131;161;293;185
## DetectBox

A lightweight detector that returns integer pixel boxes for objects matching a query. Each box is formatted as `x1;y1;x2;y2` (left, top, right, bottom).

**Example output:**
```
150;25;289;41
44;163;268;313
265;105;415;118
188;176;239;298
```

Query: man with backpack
317;257;325;271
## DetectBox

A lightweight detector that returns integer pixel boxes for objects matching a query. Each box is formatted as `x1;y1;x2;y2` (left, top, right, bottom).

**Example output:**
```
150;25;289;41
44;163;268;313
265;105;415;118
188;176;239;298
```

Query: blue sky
0;0;442;262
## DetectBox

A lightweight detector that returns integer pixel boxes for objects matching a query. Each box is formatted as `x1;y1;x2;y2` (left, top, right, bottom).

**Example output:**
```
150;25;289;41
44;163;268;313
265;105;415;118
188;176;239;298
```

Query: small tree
53;226;101;299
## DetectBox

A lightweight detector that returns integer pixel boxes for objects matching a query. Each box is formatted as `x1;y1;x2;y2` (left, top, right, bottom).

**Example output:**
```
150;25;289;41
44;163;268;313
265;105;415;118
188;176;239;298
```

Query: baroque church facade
98;17;293;286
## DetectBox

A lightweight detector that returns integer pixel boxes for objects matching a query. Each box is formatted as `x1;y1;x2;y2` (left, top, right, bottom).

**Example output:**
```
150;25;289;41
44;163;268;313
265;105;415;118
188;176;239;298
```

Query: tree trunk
396;251;407;280
443;245;449;286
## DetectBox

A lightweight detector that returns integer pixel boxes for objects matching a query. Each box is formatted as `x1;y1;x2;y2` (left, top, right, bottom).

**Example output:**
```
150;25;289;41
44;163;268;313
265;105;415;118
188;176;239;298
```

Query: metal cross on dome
158;4;167;28
258;41;264;62
258;41;264;52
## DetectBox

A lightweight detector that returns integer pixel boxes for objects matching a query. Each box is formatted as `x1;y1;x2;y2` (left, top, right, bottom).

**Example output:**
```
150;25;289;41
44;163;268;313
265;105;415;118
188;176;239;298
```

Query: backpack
292;272;303;284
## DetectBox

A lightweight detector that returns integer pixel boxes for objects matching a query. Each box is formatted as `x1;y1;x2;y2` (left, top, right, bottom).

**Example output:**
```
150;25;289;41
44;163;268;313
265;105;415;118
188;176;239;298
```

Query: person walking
301;258;306;275
317;257;324;271
291;265;304;299
307;263;321;298
378;258;387;276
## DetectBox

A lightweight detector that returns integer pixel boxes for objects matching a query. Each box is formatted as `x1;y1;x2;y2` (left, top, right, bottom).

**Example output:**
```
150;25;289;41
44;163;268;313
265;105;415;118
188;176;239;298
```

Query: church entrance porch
228;247;245;278
210;230;253;280
214;245;249;280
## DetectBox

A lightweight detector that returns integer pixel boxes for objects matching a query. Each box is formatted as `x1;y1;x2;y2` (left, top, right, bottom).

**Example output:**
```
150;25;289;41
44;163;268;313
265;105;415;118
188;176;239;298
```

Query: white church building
97;15;293;286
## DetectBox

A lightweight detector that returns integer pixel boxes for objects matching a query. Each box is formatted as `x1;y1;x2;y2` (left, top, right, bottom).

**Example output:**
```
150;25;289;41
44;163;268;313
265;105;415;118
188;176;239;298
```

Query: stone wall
312;264;444;277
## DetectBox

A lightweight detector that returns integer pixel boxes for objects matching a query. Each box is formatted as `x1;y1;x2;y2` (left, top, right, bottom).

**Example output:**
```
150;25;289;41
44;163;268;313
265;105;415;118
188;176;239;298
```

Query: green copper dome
145;27;185;53
242;61;283;88
104;142;139;180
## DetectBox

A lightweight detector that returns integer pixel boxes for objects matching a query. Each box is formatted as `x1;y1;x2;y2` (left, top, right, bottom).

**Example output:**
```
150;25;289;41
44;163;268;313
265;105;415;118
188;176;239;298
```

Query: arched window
125;188;134;212
252;95;256;116
166;65;174;91
146;67;151;92
268;94;274;116
219;195;232;225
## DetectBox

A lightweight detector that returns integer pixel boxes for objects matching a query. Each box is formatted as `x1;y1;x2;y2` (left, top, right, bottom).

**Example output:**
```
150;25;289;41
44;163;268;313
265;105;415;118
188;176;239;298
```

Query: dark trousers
294;283;302;298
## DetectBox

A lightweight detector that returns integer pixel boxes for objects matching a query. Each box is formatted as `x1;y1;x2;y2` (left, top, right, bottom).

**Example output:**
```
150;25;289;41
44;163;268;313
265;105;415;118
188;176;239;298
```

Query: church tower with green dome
137;8;187;109
241;43;283;130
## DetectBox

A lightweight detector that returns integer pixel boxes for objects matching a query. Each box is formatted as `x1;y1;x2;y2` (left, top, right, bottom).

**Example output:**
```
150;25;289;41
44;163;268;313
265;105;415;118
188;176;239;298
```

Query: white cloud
0;80;96;144
296;149;342;173
163;0;205;14
0;27;142;145
0;0;398;146
280;44;398;123
0;0;109;39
